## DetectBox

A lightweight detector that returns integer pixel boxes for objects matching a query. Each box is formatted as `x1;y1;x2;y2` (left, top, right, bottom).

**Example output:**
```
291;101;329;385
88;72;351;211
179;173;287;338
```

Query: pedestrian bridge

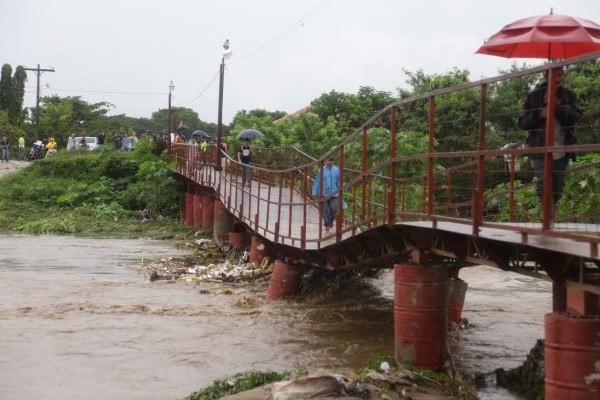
170;53;600;297
169;54;600;397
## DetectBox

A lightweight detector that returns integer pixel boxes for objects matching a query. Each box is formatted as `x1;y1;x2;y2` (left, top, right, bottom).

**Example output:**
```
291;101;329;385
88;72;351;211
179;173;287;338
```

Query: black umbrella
192;130;210;139
236;129;265;140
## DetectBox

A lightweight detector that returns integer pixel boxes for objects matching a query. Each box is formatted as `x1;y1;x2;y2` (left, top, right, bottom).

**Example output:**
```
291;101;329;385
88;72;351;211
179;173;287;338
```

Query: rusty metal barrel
447;278;468;324
545;312;600;399
249;235;270;265
201;196;214;231
229;232;251;250
266;260;303;300
394;263;448;370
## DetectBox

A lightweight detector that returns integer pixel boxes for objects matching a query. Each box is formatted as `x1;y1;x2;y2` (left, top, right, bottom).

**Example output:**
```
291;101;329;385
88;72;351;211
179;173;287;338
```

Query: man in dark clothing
237;138;252;186
518;67;583;215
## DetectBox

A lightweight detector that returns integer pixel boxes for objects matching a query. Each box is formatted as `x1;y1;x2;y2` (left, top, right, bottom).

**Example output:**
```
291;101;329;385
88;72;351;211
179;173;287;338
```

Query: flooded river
0;234;550;400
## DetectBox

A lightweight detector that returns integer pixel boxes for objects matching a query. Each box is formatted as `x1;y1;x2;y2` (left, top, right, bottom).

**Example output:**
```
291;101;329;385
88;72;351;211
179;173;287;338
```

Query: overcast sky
2;0;598;125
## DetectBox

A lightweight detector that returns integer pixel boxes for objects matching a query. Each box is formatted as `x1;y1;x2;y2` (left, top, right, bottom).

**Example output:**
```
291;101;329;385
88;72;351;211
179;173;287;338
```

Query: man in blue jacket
312;156;340;232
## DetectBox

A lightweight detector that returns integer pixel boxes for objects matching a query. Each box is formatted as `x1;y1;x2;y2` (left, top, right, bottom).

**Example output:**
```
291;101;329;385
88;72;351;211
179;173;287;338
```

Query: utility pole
24;64;55;141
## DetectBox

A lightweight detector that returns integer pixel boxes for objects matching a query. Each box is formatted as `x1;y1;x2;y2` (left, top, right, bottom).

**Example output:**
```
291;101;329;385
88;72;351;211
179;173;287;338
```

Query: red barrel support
249;235;271;266
229;232;251;250
266;260;303;300
545;312;600;399
447;278;468;324
201;196;215;231
394;263;448;370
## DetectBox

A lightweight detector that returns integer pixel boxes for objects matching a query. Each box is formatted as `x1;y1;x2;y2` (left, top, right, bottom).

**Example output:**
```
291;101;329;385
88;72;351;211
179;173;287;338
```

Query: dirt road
0;160;30;179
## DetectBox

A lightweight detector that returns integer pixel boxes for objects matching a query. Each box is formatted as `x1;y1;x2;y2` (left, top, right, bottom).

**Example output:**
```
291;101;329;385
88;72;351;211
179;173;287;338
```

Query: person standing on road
0;136;9;162
518;66;583;220
311;155;341;232
18;134;25;161
237;138;252;186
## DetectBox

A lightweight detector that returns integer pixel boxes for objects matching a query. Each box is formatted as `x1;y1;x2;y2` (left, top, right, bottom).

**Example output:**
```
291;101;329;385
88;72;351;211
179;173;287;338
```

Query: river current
0;234;550;399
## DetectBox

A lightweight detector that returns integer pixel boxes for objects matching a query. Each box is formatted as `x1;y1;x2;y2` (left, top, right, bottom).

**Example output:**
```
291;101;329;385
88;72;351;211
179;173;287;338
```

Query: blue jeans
531;157;569;205
242;162;251;185
19;148;24;161
322;196;338;228
2;148;8;161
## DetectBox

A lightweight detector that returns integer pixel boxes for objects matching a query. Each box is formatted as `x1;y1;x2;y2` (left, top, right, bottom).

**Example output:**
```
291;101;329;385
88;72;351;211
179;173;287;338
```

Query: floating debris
132;238;273;284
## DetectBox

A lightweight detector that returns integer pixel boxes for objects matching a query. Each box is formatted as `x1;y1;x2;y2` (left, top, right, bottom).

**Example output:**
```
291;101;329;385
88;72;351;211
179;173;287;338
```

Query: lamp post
168;81;175;136
216;39;231;172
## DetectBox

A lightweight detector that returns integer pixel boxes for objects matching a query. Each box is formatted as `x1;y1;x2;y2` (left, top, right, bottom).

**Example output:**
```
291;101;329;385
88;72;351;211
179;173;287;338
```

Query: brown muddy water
0;234;550;400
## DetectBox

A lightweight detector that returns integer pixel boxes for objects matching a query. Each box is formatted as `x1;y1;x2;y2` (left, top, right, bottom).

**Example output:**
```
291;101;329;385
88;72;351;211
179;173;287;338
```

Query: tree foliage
0;64;27;126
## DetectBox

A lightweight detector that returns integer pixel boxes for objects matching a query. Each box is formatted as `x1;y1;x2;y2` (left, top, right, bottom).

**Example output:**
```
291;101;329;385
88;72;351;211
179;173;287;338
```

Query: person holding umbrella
237;138;252;186
518;66;583;217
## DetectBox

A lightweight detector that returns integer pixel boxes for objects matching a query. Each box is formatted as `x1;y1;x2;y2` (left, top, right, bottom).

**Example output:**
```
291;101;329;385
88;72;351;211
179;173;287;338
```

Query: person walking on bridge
312;155;340;232
237;138;252;186
518;66;583;220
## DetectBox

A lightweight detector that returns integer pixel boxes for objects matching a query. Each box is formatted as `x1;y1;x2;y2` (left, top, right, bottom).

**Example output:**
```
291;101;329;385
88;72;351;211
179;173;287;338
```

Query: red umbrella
476;12;600;59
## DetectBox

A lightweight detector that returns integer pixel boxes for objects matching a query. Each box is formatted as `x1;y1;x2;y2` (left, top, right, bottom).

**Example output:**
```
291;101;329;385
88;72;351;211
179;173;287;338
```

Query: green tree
310;90;371;134
230;109;286;148
272;111;341;158
0;64;28;126
36;96;112;143
151;107;202;133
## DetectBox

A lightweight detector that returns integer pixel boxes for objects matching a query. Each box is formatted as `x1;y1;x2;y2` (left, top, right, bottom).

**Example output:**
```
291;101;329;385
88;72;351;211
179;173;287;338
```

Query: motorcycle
28;141;46;161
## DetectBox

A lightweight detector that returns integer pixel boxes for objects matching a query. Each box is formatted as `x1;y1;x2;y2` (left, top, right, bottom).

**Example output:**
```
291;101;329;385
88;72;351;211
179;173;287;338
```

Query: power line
172;69;220;103
231;0;333;65
173;0;333;104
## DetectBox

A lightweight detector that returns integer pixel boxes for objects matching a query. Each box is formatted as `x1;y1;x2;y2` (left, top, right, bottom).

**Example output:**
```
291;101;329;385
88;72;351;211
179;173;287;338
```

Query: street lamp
168;80;175;136
216;39;231;171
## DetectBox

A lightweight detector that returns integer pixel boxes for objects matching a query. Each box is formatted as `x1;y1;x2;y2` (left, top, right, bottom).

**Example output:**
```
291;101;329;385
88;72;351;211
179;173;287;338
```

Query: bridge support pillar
193;193;202;230
185;190;194;227
544;312;600;399
393;263;448;370
266;260;303;300
229;231;251;250
447;278;468;325
249;235;271;266
552;283;567;312
214;200;233;240
201;196;215;231
180;192;186;223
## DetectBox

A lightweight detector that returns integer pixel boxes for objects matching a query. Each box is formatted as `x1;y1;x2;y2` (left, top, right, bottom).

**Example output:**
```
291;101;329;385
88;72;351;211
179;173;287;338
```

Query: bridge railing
171;52;600;249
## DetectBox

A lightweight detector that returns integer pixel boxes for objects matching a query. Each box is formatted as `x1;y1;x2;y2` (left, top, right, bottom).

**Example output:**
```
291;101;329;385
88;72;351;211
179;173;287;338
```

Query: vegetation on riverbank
0;140;195;239
185;353;477;400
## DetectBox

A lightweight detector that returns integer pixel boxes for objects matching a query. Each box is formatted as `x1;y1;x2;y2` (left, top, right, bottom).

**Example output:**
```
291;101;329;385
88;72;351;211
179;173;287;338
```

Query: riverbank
0;154;195;239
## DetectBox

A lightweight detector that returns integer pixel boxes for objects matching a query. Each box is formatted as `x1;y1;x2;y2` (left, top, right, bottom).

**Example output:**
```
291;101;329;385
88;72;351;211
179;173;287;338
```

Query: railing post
474;83;487;234
543;67;558;230
428;96;435;215
361;127;367;224
389;106;397;225
336;145;344;239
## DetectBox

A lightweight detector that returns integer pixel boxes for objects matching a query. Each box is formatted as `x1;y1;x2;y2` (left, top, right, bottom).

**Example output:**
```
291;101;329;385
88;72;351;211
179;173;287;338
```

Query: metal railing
169;51;600;253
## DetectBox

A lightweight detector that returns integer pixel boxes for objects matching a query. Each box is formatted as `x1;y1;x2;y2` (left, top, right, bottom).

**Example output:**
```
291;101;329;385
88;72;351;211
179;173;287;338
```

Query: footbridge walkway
169;54;600;398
